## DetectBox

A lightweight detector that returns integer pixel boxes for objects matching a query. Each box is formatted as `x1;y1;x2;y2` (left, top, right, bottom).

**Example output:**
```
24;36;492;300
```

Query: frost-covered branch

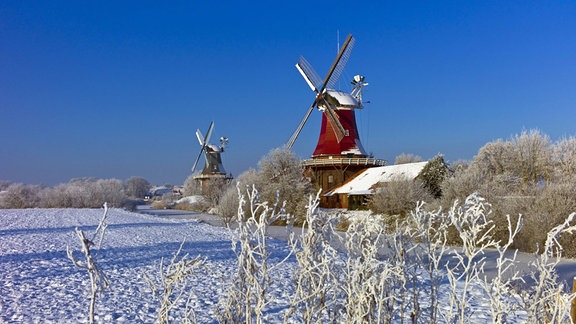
407;201;450;323
480;214;524;324
144;241;206;324
285;190;343;322
218;184;291;323
66;203;110;324
443;194;498;323
522;212;576;323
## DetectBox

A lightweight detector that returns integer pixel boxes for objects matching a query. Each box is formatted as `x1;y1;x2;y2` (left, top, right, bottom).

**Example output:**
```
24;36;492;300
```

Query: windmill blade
296;56;323;92
195;129;204;146
204;121;214;146
191;121;214;173
322;100;347;143
287;99;316;149
191;149;203;173
324;34;355;90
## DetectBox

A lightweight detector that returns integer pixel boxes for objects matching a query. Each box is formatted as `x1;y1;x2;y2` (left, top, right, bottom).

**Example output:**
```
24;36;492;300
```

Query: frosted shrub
216;183;240;226
285;190;343;322
144;242;207;324
124;176;150;199
343;216;403;323
369;177;431;219
443;194;498;323
214;188;576;322
479;214;524;324
521;212;576;323
67;203;110;324
405;202;451;322
0;183;42;208
217;184;291;323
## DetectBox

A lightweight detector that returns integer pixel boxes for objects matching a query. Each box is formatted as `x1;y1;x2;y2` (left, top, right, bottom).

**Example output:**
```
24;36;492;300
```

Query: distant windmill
192;121;229;176
287;34;385;208
287;34;370;157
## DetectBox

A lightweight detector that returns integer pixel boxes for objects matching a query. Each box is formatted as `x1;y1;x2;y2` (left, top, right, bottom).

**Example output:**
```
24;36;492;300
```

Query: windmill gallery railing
302;157;387;168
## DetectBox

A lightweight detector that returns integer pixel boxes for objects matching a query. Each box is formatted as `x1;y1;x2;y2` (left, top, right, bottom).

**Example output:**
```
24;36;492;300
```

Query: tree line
0;177;150;210
3;129;575;257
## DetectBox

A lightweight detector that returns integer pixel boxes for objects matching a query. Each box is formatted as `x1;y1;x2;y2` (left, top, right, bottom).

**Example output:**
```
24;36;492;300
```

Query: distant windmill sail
192;121;214;173
192;121;230;176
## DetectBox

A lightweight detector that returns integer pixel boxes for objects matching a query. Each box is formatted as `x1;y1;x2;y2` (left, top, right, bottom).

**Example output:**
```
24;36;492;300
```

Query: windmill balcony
302;157;386;168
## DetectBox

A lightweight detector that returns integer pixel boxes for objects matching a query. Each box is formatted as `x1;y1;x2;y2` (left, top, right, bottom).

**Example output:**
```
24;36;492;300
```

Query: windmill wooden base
193;173;233;195
303;155;385;208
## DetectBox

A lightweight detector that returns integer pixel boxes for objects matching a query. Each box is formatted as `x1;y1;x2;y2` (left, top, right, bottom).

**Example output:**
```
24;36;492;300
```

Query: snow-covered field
0;208;295;323
1;207;575;323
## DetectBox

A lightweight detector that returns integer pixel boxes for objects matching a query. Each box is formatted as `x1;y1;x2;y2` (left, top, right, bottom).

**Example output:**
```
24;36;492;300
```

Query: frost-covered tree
124;176;150;198
439;129;576;256
182;174;202;197
509;129;553;184
256;147;312;219
369;176;431;219
203;177;231;211
0;183;42;208
223;148;312;221
394;153;423;165
552;136;576;182
0;180;13;191
417;154;449;198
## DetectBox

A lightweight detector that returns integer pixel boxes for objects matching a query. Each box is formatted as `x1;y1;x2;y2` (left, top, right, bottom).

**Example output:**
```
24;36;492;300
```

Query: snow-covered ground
1;207;574;323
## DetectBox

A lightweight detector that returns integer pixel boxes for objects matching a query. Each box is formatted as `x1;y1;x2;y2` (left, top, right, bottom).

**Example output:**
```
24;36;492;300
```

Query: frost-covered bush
130;187;575;323
0;177;144;209
216;184;240;225
43;178;128;208
440;129;576;256
124;176;150;199
0;183;42;208
0;180;13;191
219;148;312;223
182;174;201;197
513;212;576;323
368;176;432;221
144;242;207;323
394;153;423;164
417;154;449;198
217;185;290;323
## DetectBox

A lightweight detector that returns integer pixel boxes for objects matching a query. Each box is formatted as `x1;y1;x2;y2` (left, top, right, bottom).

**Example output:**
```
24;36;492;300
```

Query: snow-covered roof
325;161;428;196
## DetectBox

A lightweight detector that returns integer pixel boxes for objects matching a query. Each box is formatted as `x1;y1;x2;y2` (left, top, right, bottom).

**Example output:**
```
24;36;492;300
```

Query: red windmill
287;34;385;208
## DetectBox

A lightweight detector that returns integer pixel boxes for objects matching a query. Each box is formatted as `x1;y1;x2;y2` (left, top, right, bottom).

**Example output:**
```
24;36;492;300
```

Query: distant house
324;161;429;209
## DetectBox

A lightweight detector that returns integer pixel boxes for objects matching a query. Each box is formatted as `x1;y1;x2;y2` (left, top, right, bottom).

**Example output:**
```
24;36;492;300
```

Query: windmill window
328;175;334;184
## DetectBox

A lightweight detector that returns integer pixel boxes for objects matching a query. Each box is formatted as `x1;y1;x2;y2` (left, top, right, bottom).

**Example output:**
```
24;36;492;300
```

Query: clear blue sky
1;1;575;186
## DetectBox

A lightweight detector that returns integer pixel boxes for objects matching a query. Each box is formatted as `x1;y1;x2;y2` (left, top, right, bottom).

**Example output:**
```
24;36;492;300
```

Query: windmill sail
326;35;355;89
192;121;214;173
296;56;323;92
287;34;356;149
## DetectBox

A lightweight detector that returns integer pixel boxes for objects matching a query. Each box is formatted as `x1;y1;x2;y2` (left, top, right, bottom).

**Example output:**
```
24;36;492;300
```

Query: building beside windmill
287;34;385;208
191;121;233;193
325;161;429;209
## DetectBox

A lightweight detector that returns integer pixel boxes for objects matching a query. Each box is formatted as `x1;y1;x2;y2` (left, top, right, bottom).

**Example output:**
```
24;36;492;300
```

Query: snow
0;208;252;322
1;207;575;323
176;195;203;205
327;161;428;195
